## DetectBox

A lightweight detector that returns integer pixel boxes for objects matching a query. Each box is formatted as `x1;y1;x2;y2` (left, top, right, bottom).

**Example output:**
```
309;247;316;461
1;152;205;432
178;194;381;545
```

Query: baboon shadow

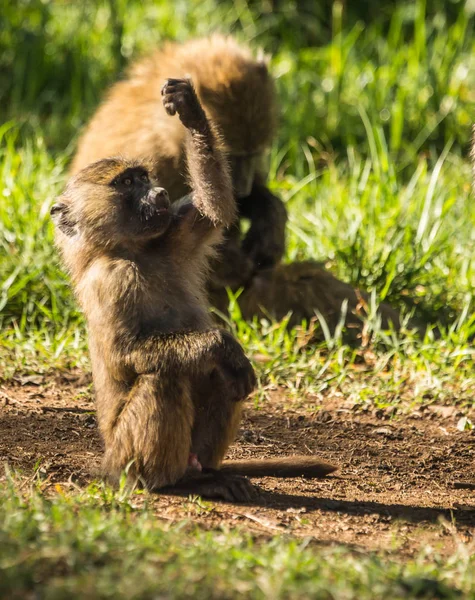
257;486;475;524
161;482;475;525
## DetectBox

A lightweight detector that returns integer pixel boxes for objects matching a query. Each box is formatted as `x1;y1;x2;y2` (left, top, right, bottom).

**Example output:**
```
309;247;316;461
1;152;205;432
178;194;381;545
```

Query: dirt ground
1;371;474;557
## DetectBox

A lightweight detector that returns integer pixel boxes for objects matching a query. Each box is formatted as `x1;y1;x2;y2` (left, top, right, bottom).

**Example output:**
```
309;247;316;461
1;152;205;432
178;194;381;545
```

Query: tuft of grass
276;0;475;168
280;139;475;325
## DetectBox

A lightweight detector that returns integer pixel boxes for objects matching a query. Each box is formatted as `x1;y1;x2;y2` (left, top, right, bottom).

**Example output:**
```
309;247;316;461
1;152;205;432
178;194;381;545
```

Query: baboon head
195;52;277;198
51;158;172;247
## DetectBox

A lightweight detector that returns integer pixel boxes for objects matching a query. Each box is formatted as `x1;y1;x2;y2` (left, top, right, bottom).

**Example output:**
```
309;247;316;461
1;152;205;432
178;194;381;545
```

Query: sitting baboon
232;261;404;335
53;78;336;501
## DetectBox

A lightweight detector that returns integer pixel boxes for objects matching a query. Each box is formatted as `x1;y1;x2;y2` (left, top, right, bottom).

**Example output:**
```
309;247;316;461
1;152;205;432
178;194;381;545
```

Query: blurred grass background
1;0;474;154
0;0;474;387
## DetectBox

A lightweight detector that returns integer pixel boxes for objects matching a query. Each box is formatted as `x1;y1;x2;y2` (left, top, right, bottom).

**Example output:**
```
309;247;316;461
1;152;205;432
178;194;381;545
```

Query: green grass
1;475;474;600
1;0;475;597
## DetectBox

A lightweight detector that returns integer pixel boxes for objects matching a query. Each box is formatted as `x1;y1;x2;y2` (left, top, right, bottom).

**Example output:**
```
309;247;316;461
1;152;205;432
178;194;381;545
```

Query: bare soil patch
1;372;474;556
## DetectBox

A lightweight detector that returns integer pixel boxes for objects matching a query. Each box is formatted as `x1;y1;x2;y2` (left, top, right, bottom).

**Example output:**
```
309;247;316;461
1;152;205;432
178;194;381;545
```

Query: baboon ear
50;202;78;236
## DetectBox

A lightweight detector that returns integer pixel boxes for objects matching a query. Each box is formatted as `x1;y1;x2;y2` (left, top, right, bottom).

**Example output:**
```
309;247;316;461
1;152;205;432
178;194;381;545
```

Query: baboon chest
140;278;211;334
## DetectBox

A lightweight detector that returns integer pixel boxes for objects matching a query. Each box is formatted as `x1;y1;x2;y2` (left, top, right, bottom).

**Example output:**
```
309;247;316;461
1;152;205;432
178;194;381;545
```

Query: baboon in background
53;79;336;501
236;261;404;335
71;34;405;337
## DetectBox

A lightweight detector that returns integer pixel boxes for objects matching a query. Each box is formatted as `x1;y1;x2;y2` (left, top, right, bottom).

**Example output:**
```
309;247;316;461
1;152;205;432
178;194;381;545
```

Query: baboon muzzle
147;187;170;212
140;187;171;223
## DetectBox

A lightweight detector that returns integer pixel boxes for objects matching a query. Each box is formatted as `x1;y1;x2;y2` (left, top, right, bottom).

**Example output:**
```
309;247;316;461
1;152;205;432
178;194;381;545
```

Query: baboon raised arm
53;78;336;500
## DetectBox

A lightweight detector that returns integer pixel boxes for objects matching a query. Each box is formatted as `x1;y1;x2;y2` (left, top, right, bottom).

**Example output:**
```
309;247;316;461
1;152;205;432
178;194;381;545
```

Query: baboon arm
184;122;236;229
164;122;236;255
115;327;252;385
239;183;287;268
118;329;223;375
239;183;287;222
161;78;235;249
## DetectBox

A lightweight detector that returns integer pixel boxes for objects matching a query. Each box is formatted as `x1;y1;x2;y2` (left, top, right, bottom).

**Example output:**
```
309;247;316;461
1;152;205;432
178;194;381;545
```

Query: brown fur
225;261;407;339
55;80;336;502
71;35;276;189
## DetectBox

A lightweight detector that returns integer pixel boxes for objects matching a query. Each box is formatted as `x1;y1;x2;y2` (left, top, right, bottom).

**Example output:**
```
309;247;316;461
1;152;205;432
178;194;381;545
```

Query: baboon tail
220;455;337;478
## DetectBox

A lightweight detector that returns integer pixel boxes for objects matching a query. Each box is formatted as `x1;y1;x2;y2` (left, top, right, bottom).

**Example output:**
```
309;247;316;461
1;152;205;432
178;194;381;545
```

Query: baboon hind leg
103;375;194;490
190;368;243;469
180;373;256;503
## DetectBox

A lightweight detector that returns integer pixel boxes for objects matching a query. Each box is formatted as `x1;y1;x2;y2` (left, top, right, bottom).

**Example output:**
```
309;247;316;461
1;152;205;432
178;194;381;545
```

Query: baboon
53;78;336;501
71;35;286;293
233;261;404;335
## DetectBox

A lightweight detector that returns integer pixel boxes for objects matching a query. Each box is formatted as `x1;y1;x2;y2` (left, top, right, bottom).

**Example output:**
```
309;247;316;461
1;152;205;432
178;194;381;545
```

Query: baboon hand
215;331;257;402
161;78;207;131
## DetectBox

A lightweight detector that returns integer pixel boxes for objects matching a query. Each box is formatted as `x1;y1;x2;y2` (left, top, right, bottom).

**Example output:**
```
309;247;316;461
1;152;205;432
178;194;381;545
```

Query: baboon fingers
162;93;192;113
235;367;257;401
195;471;259;502
236;361;258;399
228;474;260;502
161;78;206;130
162;79;191;116
162;94;184;111
161;77;192;92
161;78;195;103
218;363;256;402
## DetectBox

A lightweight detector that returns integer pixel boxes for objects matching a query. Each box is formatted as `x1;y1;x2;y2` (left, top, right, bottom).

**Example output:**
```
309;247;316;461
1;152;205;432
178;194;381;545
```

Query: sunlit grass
1;474;474;600
1;125;473;404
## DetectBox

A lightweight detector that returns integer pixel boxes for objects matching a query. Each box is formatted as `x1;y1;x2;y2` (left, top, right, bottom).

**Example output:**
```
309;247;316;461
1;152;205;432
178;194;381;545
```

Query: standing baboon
54;78;336;501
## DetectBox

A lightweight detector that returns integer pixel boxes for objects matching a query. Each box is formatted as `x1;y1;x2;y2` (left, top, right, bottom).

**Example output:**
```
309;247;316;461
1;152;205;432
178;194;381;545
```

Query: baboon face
51;158;172;244
197;63;276;198
107;165;171;238
228;152;271;198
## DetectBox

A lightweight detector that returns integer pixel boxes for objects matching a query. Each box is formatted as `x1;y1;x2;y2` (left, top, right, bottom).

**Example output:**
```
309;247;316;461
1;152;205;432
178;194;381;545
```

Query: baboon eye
140;173;149;183
123;177;133;186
